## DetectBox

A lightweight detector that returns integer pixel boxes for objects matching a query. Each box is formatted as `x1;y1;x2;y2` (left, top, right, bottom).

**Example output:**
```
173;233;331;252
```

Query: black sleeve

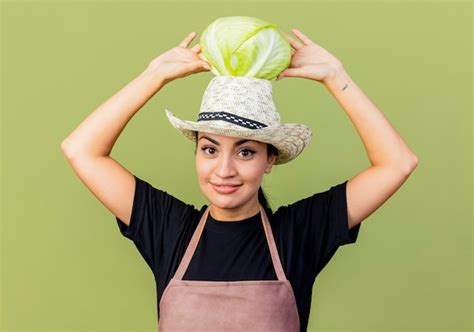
115;174;198;274
275;180;361;277
312;180;360;274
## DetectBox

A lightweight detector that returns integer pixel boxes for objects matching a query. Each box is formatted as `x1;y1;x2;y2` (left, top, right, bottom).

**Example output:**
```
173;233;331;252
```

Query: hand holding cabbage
145;31;211;84
276;28;344;83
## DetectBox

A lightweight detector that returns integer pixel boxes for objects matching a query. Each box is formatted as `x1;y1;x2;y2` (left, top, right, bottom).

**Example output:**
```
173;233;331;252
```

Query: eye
238;148;255;158
201;146;216;155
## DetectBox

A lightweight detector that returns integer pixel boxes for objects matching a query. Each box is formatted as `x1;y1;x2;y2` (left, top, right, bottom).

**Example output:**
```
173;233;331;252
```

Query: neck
209;197;261;222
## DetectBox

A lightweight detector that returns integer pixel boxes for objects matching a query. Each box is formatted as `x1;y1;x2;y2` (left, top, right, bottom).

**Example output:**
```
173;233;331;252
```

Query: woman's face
195;131;277;218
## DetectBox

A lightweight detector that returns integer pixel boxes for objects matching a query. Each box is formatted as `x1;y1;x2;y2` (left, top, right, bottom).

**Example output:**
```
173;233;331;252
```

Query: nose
215;153;237;178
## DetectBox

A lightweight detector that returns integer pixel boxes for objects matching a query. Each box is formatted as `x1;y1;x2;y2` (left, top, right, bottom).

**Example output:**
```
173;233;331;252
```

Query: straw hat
165;75;312;165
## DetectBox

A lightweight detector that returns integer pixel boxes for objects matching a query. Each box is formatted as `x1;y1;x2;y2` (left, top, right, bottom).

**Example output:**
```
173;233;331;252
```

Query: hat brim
165;109;312;165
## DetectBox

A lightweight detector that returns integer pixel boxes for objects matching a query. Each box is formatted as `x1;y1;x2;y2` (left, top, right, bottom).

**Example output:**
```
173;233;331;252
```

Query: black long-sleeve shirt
116;174;361;332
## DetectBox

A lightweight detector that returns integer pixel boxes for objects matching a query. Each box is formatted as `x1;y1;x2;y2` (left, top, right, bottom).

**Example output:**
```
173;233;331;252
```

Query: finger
283;31;302;50
277;67;306;80
179;31;196;48
185;61;210;74
291;28;313;45
190;43;201;53
199;60;211;70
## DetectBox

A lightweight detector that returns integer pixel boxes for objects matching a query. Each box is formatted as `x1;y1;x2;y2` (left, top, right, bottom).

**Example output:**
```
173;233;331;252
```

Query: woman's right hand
145;31;211;84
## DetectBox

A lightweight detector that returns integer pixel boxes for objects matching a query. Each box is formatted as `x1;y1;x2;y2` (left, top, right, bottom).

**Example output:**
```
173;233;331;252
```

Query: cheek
195;156;213;180
239;160;267;183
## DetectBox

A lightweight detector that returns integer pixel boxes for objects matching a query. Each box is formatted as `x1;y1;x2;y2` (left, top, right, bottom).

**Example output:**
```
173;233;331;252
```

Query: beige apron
158;204;300;331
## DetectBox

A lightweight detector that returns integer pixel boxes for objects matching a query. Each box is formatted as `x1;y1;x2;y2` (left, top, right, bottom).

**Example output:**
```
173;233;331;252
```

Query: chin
207;194;243;210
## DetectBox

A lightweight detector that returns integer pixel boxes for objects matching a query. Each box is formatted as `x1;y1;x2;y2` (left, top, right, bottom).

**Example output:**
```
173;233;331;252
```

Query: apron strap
259;204;287;281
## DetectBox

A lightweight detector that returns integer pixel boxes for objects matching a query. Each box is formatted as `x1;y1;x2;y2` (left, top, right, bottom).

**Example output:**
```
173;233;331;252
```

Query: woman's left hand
277;29;344;83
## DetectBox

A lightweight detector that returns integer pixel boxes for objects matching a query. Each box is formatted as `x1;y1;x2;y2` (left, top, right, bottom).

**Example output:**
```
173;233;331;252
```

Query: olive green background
1;0;472;331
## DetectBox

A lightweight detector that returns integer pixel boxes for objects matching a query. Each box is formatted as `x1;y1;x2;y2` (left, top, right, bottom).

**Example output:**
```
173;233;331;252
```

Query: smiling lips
210;182;242;194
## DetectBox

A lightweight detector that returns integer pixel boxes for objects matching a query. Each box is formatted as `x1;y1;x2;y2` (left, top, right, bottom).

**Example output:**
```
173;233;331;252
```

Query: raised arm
277;29;418;230
61;32;211;225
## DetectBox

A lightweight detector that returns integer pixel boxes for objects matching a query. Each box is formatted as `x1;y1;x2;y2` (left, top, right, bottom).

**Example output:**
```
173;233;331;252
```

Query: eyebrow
198;135;251;147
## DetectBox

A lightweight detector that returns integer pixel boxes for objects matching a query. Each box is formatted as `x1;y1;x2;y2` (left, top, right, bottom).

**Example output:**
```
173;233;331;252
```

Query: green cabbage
199;16;291;80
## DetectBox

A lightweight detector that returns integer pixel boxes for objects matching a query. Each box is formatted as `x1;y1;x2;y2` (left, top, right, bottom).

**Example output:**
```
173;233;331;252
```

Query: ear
264;154;277;174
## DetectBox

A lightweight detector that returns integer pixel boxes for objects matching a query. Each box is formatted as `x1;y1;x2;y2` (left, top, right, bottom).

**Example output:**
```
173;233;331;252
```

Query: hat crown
198;76;281;127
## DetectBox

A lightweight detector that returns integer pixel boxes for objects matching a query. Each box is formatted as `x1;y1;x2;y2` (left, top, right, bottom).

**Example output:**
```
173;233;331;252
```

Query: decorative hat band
197;111;268;130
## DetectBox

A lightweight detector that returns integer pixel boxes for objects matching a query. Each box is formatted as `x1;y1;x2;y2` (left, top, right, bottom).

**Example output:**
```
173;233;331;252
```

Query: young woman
61;29;418;332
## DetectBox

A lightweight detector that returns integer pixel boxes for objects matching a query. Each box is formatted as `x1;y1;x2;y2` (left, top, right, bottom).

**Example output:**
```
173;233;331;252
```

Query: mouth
209;182;242;194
